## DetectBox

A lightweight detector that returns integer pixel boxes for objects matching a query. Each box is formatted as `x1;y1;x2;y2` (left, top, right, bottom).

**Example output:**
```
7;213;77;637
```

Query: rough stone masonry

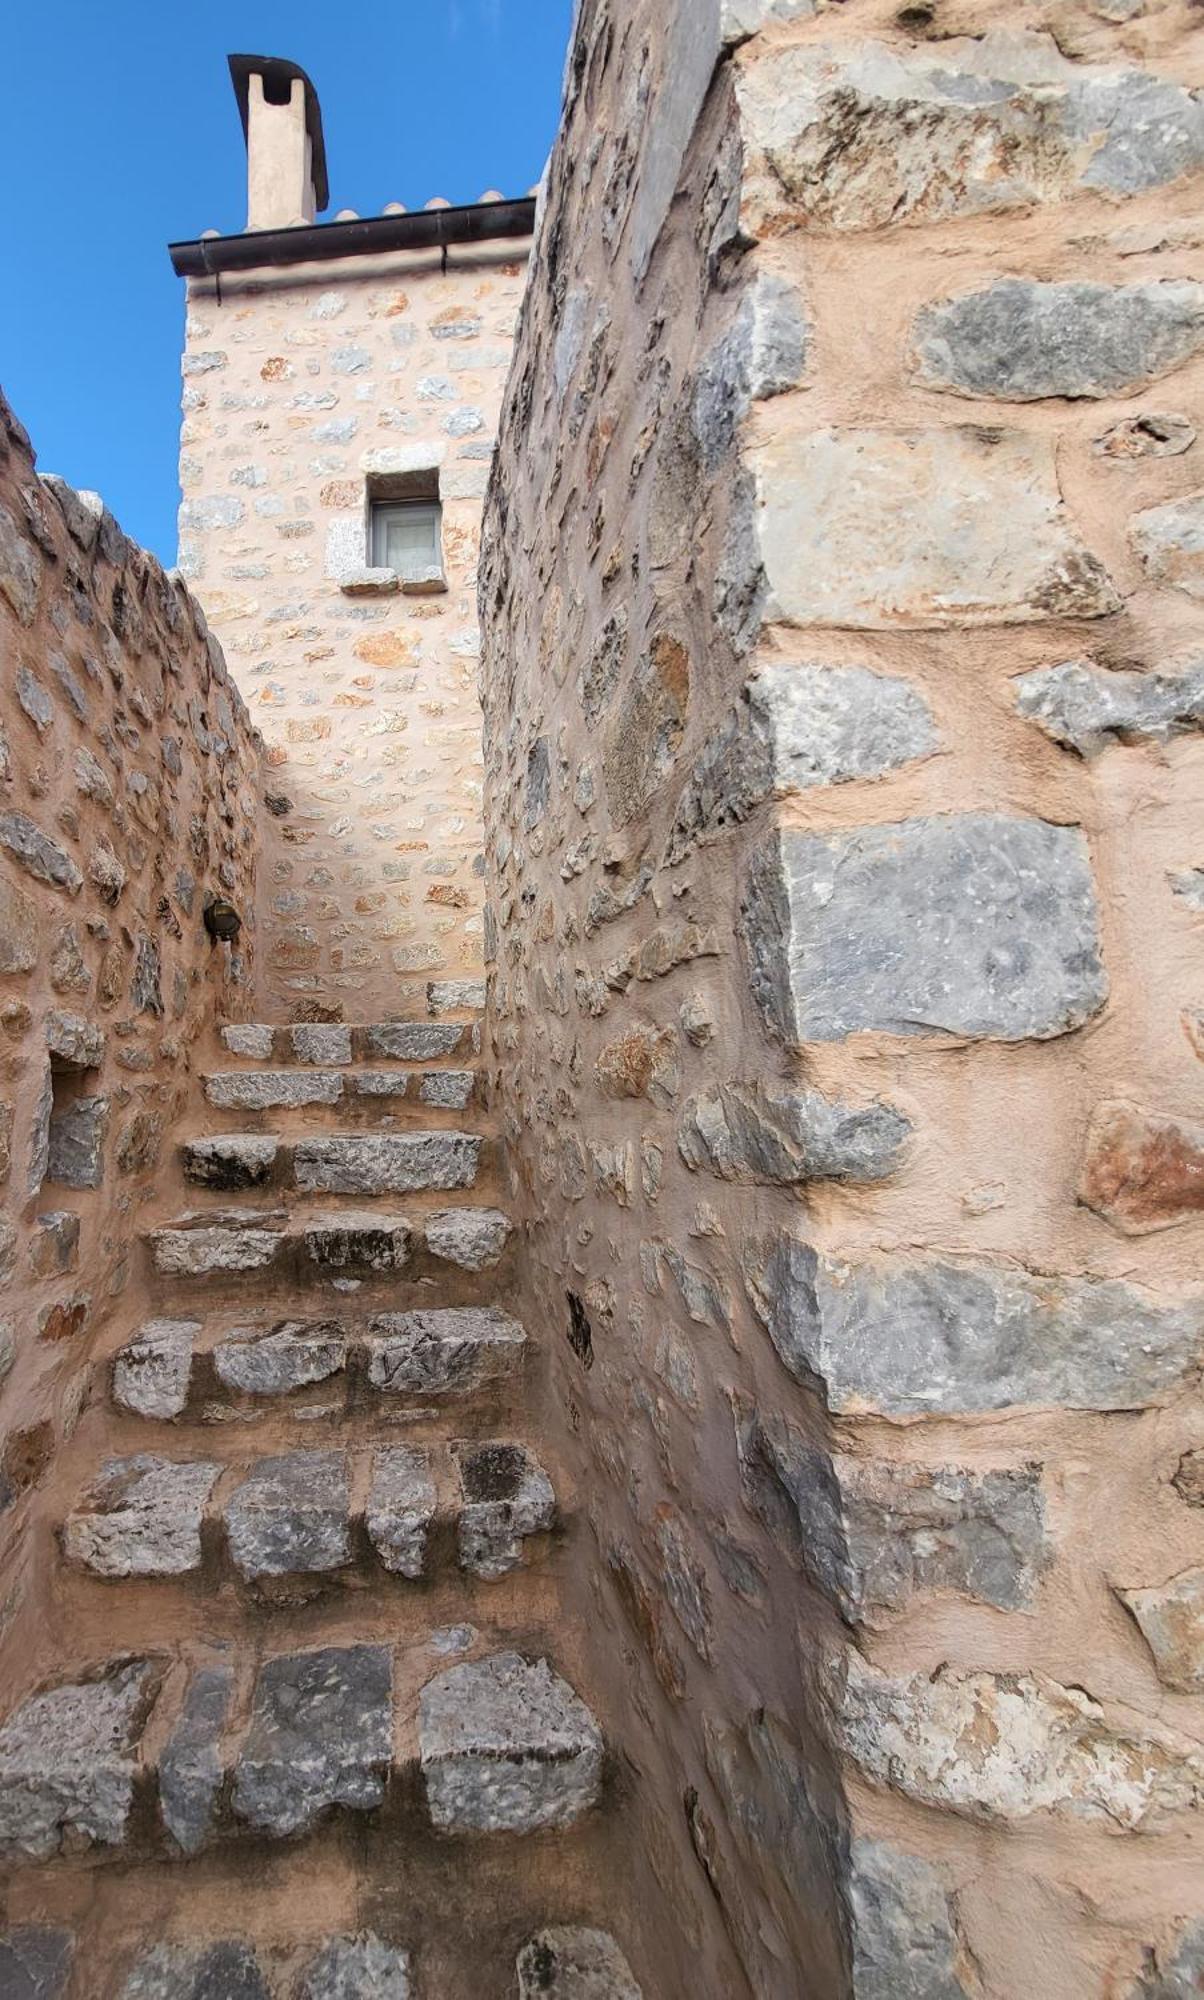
479;0;1204;1994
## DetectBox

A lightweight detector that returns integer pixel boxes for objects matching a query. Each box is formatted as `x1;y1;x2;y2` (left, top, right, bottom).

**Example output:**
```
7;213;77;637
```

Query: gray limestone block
1015;657;1204;757
232;1644;393;1837
457;1443;556;1581
299;1936;413;1999
303;1213;413;1274
182;1136;279;1191
118;1941;269;2000
44;1009;104;1069
362;1021;465;1062
736;34;1204;236
1130;490;1204;599
113;1319;199;1420
0;812;82;893
224;1451;351;1579
693;273;809;471
292;1132;481;1196
367;1447;437;1578
62;1455;220;1577
1131;1921;1204;1998
766;1246;1204;1415
678;1080;911;1185
849;1839;973;2000
366;1306;527;1397
214;1319;348;1398
426;978;486;1015
47;1096;108;1190
419;1651;602;1833
1117;1569;1204;1693
290;1023;353;1065
418;1069;476;1109
159;1665;234;1855
0;1928;74;2000
516;1929;643;2000
203;1070;344;1111
750;427;1119;628
743;817;1107;1045
351;1071;411;1099
0;1658;157;1860
220;1024;275;1060
149;1217;285;1277
912;280;1204;401
423;1207;513;1270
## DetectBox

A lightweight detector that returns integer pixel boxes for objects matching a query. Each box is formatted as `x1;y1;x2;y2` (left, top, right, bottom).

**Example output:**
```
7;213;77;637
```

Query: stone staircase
0;1006;645;1999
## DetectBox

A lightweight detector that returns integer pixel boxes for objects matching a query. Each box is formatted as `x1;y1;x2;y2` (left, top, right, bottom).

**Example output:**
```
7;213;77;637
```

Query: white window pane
373;502;441;578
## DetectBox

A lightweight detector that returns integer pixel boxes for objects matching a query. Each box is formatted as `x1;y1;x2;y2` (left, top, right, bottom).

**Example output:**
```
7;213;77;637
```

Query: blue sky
0;0;573;564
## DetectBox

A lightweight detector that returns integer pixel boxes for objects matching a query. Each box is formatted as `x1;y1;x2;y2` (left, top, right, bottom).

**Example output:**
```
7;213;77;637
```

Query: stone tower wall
0;389;260;1678
178;242;528;1019
480;2;1204;1994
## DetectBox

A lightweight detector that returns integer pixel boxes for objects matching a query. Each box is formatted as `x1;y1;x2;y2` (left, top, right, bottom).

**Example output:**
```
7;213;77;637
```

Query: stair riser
179;1130;494;1196
219;1021;481;1065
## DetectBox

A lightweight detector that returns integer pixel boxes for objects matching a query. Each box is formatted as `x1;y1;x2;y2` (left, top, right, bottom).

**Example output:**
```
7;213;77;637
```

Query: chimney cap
227;54;329;212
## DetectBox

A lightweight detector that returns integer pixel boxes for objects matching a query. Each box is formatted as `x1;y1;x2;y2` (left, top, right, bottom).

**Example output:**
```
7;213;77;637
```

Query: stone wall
480;2;1204;1994
178;239;529;1018
0;388;260;1671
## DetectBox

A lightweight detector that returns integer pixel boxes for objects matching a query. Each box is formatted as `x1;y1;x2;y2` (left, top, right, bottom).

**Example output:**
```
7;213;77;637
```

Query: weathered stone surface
913;281;1204;401
159;1665;233;1855
1131;491;1204;598
113;1319;198;1419
417;1068;475;1109
829;1653;1204;1828
1080;1100;1204;1234
516;1928;642;2000
351;1071;411;1099
0;867;38;972
693;274;809;472
736;33;1204;236
292;1132;481;1195
182;1136;279;1191
220;1024;275;1060
0;820;78;900
748;1241;1203;1415
419;1651;601;1833
119;1942;269;2000
214;1320;347;1397
30;1210;80;1278
203;1070;343;1111
364;1022;465;1060
427;978;485;1014
751;429;1118;628
848;1839;973;2000
1096;412;1196;460
367;1447;436;1578
457;1443;556;1580
1131;1920;1204;1998
47;1096;108;1189
1174;1451;1204;1509
63;1456;219;1577
0;1926;73;2000
0;1659;155;1860
744;817;1106;1045
224;1451;350;1578
732;1399;1047;1620
423;1207;512;1270
1015;659;1204;757
0;501;43;623
679;1080;911;1186
299;1936;413;1999
595;1026;680;1107
366;1306;526;1396
1170;868;1204;912
291;1023;353;1065
149;1216;284;1277
233;1645;392;1836
303;1213;413;1273
45;1010;104;1069
1119;1569;1204;1692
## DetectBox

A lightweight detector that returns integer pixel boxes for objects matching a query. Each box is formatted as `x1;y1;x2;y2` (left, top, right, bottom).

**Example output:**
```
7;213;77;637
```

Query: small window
370;498;443;587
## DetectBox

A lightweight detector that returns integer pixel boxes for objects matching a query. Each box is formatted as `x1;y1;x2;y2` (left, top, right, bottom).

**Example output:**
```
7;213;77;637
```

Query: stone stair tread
200;1066;478;1112
0;1641;602;1863
0;1922;643;1998
181;1126;486;1196
61;1437;557;1585
145;1198;511;1277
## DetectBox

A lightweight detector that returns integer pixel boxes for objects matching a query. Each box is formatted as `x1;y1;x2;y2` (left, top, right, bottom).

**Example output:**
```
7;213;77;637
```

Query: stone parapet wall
480;1;1204;1993
178;243;528;1017
0;389;260;1672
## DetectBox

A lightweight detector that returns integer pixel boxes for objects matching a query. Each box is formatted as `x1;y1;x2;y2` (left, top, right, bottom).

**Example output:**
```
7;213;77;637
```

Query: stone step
0;1921;643;1998
112;1304;529;1420
60;1439;557;1587
0;1643;602;1866
219;1010;482;1068
144;1202;513;1280
200;1065;479;1113
182;1123;488;1193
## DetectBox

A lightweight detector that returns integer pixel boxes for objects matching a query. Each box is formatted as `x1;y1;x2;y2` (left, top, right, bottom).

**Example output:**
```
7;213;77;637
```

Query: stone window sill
339;567;448;598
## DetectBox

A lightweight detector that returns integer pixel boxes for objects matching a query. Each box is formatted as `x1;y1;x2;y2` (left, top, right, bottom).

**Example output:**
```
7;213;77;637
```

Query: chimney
228;56;330;232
